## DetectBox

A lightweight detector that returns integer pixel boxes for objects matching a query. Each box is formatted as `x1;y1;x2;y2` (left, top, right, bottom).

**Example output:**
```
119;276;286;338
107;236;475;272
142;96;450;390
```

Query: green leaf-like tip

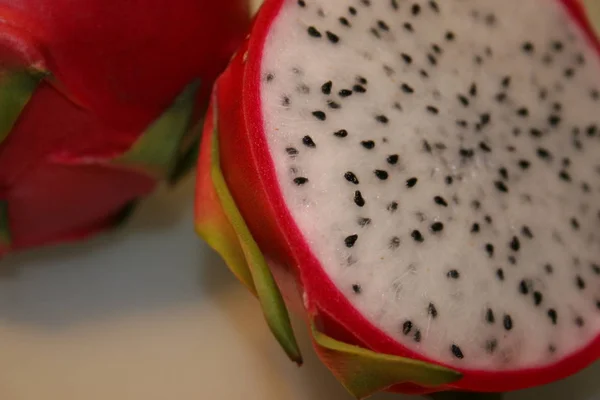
114;79;200;179
209;107;302;365
0;201;11;248
310;323;462;399
0;68;44;144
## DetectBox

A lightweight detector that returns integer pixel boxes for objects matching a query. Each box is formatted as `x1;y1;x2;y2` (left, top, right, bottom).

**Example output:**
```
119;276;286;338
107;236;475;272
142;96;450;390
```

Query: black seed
334;129;348;138
432;44;442;54
349;6;357;15
587;124;598;136
297;0;306;7
495;92;507;103
591;263;600;275
377;20;390;31
575;316;585;327
327;100;340;109
286;147;298;157
358;217;371;227
508;255;517;265
414;330;422;343
431;222;444;232
265;73;274;82
457;95;469;107
471;200;481;210
391;0;399;10
401;53;413;64
501;76;511;88
510;236;520;251
302;135;316;148
548;115;561;127
401;83;414;94
406;177;418;188
344;171;359;185
478;142;491;153
558;170;571;182
361;140;375;149
353;84;367;93
312;110;326;120
564;68;575;78
426;105;439;115
471;223;480;233
281;96;291;107
459;148;474;158
522;41;534;53
518;160;531;170
503;314;513;331
321;81;332;95
411;230;424;243
352;284;362;294
339;89;352;97
494;181;509;193
576;275;586;290
451;344;464;359
596;300;600;310
485;243;494;257
469;83;477;97
486;308;495;324
387;202;398;212
402;320;413;335
428;53;437;66
486;339;498;354
375;115;389;124
445;176;453;185
484;215;492;224
326;31;340;44
389;236;401;249
447;270;460;279
374;170;389;180
522;226;533;239
433;196;448;207
307;26;322;38
533;291;543;306
429;1;440;12
354;191;365;207
345;234;358;248
403;22;414;32
445;31;455;41
519;280;529;295
456;119;468;128
551;40;563;52
480;113;491;125
549;344;557;353
545;263;554;274
499;167;509;180
547;309;558;324
294;177;309;185
529;128;543;138
496;268;505;281
517;107;529;117
571;217;580;230
411;3;421;15
428;303;438;318
387;154;399;165
339;17;350;27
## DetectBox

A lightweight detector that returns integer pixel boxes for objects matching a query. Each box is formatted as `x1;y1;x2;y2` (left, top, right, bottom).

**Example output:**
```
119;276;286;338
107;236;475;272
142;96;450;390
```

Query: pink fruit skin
0;0;250;254
199;0;600;394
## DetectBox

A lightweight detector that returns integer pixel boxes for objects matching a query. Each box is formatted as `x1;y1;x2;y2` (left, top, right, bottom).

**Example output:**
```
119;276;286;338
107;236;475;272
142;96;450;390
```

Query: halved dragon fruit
196;0;600;397
0;0;250;255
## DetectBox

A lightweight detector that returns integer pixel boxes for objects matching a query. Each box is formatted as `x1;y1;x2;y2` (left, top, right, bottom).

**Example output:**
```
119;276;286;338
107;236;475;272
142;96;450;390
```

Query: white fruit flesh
259;0;600;369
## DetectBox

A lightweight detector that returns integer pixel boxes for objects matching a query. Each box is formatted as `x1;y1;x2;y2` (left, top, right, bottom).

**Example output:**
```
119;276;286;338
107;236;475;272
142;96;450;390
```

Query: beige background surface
0;1;598;399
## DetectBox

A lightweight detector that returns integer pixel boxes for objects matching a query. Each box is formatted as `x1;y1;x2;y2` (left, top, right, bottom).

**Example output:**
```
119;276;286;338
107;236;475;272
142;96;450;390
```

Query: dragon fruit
0;0;250;255
196;0;600;397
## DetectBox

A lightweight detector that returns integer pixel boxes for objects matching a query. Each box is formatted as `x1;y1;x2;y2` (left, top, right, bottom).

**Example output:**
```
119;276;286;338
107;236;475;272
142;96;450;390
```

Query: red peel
0;0;250;255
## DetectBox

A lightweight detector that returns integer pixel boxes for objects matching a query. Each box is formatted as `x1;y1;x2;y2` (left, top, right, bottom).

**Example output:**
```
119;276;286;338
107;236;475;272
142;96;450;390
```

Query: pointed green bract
168;120;202;185
0;69;44;144
114;80;200;179
112;199;140;228
310;323;462;399
0;201;11;248
208;108;302;364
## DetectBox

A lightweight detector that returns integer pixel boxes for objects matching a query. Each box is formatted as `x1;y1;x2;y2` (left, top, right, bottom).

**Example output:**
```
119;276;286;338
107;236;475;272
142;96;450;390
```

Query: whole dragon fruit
0;0;250;255
196;0;600;397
